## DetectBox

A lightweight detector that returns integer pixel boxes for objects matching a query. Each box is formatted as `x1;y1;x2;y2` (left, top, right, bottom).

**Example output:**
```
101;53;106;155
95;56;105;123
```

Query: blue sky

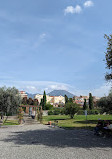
0;0;112;96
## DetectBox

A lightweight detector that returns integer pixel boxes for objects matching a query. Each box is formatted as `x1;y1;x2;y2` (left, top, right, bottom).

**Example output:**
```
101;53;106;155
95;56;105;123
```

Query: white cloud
74;5;82;14
64;5;82;15
0;80;111;97
40;33;46;39
84;1;94;8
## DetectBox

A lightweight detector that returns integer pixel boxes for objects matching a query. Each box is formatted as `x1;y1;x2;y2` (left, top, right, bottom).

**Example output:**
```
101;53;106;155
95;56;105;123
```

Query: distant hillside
26;92;37;99
48;90;75;98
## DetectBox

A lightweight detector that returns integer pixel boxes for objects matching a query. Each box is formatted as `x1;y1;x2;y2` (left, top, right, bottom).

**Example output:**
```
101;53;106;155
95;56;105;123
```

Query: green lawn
3;120;19;125
43;115;112;129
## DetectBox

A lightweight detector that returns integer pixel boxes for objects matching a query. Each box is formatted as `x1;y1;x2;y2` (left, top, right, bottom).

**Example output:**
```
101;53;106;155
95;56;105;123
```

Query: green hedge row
48;108;102;115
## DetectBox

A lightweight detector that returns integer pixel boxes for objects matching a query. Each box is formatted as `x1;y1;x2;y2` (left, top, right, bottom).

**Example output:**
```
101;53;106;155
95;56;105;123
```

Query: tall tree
104;34;112;80
89;93;94;110
65;95;68;104
83;99;88;110
42;91;46;110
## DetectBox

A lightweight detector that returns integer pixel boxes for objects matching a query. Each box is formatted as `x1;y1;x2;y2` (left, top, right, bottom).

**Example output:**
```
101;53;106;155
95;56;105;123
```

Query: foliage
48;110;54;115
89;93;94;110
68;98;73;103
64;103;79;119
65;95;68;104
18;107;24;124
0;86;21;115
97;89;112;114
27;98;33;105
104;34;112;81
83;99;88;110
45;103;53;110
48;107;64;115
33;99;39;106
40;91;46;110
22;97;27;105
37;106;43;123
77;109;100;115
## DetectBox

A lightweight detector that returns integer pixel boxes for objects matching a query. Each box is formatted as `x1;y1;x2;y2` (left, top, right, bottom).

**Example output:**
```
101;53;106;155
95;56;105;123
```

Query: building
73;95;100;107
34;94;65;106
19;91;28;99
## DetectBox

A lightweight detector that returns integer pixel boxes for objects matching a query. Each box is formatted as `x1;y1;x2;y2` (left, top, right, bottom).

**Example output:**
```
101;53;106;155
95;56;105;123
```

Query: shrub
45;104;53;110
48;110;54;115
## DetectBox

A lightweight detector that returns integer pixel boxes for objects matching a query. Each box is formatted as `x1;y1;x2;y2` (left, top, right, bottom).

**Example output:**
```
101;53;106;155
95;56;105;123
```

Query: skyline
0;0;112;97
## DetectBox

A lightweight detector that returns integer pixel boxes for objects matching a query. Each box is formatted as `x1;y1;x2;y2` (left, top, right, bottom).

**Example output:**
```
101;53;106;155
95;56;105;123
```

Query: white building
19;91;28;99
34;94;65;105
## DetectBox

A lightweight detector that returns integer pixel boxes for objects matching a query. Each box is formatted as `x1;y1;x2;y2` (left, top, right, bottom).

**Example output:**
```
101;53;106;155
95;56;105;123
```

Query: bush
48;110;54;115
77;109;100;115
77;110;84;115
48;108;64;115
45;104;53;110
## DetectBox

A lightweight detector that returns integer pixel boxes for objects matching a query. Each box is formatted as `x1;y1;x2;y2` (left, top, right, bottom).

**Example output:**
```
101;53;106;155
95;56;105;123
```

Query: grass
43;115;112;129
3;120;19;125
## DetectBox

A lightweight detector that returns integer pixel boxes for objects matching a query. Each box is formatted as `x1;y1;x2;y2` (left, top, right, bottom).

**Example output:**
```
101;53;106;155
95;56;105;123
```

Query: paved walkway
0;124;112;159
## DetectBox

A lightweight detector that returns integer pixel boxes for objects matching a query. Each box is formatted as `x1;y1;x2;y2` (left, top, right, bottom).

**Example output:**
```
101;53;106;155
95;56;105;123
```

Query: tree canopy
97;89;112;114
104;34;112;80
0;86;21;115
64;102;79;119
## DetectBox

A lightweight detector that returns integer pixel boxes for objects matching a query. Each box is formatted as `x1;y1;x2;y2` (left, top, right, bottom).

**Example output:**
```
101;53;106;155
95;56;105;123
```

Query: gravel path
0;124;112;159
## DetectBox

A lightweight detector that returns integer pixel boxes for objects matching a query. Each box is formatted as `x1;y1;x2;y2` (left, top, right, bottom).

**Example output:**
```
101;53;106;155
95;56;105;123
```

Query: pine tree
89;93;94;110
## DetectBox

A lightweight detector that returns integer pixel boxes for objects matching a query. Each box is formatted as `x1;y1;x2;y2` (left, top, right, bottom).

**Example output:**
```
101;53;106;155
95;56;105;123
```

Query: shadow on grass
74;120;112;124
1;127;112;148
74;120;97;124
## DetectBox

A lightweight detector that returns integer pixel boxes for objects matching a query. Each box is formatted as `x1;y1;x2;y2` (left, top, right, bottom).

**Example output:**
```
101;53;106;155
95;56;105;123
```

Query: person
31;110;35;119
102;121;111;137
94;119;104;135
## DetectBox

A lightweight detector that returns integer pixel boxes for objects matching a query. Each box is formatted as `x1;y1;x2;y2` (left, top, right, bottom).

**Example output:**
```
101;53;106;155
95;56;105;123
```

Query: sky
0;0;112;96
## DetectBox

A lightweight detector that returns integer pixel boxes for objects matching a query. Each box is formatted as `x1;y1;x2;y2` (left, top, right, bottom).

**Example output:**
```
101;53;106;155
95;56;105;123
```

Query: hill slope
48;90;74;98
26;92;37;99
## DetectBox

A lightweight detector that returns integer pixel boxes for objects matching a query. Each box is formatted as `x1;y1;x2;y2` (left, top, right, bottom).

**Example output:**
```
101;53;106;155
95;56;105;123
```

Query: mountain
48;90;75;98
26;92;37;99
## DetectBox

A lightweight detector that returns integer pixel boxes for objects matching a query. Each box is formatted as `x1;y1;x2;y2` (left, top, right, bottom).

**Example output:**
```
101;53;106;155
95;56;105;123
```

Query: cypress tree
65;95;68;104
83;99;88;110
89;93;94;110
43;90;46;110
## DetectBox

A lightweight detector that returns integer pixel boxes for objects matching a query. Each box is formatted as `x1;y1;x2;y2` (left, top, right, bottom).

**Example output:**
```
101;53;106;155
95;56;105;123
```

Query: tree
89;93;94;110
68;98;73;103
64;103;79;119
83;99;88;110
42;91;46;110
45;103;53;110
97;89;112;113
33;99;39;106
0;86;21;116
27;98;33;105
22;97;27;105
104;34;112;80
65;95;68;104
